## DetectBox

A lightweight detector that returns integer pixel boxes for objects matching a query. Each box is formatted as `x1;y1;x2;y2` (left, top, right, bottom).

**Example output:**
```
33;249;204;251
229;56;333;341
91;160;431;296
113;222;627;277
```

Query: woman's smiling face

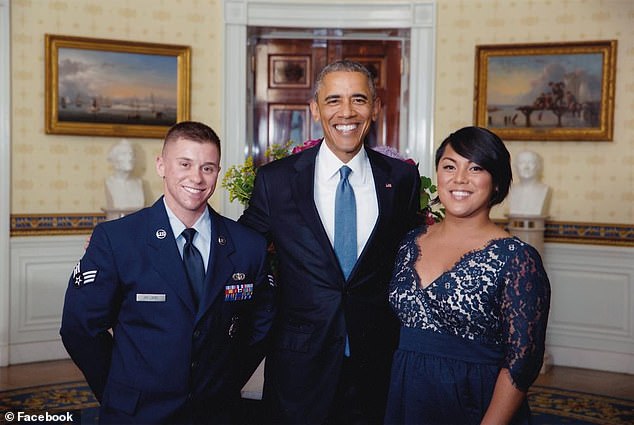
436;144;494;219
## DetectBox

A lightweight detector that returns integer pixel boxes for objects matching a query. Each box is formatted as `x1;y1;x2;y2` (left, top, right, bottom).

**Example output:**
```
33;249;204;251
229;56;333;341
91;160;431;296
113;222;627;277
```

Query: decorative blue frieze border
11;214;106;236
544;221;634;246
9;214;634;246
493;219;634;247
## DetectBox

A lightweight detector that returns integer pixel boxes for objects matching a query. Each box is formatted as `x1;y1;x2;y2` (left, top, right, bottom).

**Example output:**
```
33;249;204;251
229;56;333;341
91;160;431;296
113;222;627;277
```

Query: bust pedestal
506;213;551;373
102;207;139;221
506;214;547;255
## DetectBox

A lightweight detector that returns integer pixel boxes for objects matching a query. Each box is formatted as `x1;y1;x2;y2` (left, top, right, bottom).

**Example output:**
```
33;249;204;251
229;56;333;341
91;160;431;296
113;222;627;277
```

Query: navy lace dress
385;226;550;425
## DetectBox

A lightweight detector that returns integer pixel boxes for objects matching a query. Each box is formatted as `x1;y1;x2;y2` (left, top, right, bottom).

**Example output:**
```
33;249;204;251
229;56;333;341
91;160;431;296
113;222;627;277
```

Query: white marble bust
508;150;550;217
105;139;145;211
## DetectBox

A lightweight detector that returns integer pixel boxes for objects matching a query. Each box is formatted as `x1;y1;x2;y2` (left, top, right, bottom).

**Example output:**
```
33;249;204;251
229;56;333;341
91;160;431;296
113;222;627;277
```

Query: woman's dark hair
435;126;512;207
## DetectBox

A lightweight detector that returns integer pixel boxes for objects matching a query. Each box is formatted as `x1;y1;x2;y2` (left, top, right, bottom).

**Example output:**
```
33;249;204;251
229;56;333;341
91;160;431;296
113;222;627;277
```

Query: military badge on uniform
72;261;97;287
224;283;254;301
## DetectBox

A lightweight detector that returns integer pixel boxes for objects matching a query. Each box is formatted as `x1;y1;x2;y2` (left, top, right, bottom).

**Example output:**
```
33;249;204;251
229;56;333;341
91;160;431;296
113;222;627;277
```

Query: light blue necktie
334;165;356;357
334;165;357;279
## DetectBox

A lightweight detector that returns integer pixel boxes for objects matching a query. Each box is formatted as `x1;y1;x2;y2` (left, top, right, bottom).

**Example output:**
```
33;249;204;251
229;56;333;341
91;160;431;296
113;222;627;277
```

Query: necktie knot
182;228;196;245
339;165;352;181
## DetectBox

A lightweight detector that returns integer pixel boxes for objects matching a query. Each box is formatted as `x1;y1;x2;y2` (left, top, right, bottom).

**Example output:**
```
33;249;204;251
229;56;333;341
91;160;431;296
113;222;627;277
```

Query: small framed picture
268;104;310;146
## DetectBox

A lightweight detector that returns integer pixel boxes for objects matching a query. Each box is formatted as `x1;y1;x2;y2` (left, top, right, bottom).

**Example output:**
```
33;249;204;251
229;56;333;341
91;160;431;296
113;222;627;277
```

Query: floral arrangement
221;140;444;224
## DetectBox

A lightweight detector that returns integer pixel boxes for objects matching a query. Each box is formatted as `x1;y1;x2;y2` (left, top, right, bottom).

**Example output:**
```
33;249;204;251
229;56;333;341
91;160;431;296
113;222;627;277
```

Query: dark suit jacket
60;198;275;424
239;143;420;423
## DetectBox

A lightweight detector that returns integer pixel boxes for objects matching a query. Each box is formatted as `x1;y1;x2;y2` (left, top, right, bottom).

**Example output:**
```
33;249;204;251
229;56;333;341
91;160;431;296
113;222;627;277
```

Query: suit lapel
290;145;338;265
290;145;398;284
367;148;396;244
196;208;235;321
347;149;395;285
147;198;197;315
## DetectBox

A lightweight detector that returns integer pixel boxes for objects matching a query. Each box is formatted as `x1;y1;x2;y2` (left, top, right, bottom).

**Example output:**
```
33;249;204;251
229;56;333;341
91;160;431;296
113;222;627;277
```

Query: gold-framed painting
474;40;617;141
45;34;191;138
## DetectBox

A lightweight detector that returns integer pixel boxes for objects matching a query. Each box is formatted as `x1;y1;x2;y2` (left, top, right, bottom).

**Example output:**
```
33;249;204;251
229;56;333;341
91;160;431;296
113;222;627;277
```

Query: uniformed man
61;121;275;424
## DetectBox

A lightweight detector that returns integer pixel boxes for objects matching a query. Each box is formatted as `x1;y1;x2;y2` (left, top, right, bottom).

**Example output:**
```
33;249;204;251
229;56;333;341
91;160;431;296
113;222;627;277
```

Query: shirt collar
163;197;211;239
317;141;369;183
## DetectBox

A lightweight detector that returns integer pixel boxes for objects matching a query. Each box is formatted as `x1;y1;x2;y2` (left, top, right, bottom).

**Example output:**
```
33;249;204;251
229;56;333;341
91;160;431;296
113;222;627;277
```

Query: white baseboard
9;339;69;365
0;343;8;366
548;345;634;374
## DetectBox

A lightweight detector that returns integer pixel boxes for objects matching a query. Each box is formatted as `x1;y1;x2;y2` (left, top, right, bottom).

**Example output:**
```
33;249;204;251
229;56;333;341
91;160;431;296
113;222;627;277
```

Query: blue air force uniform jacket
60;198;275;424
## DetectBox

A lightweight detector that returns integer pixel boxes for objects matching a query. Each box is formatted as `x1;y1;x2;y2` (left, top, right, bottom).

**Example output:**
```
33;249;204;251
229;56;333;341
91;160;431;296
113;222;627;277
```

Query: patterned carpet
1;382;633;424
528;385;634;425
0;381;98;424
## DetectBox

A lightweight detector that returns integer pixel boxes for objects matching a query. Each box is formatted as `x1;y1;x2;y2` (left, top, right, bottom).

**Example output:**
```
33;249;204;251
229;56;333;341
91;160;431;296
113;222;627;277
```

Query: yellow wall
435;0;633;223
10;0;634;225
10;0;223;213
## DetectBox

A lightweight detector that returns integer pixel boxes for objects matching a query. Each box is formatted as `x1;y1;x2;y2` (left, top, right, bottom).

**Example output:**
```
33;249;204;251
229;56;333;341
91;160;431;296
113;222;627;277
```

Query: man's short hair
163;121;221;156
313;59;377;102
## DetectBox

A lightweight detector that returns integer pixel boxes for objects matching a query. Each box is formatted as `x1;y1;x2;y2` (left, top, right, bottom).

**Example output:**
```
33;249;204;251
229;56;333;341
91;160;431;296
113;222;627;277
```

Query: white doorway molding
0;0;11;366
222;0;436;219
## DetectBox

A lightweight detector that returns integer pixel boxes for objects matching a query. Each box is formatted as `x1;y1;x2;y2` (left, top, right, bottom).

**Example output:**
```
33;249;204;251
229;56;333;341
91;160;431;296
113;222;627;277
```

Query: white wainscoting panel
7;236;634;374
9;236;86;364
543;243;634;374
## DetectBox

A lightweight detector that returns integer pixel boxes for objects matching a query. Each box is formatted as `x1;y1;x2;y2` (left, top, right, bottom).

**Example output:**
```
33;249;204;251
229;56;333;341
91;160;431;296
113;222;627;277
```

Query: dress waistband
398;327;504;365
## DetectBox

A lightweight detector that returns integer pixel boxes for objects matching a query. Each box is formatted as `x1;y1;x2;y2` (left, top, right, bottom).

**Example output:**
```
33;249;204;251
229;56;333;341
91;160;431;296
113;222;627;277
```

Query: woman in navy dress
385;126;551;425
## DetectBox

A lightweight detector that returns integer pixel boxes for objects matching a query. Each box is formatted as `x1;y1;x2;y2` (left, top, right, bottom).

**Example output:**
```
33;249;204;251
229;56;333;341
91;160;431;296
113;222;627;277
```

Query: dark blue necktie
334;165;357;279
182;228;205;304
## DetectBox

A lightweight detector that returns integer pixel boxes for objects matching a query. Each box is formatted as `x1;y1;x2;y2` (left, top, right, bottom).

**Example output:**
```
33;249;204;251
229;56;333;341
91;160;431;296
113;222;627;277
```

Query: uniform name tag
136;293;166;302
224;284;254;301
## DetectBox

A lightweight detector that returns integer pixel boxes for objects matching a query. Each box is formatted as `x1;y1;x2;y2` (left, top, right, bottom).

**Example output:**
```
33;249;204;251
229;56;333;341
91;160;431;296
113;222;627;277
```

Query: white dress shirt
164;199;212;272
314;142;379;259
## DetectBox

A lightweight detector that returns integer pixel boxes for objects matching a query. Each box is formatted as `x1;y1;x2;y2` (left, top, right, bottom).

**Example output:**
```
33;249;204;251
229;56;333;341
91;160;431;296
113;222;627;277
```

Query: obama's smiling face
310;70;380;163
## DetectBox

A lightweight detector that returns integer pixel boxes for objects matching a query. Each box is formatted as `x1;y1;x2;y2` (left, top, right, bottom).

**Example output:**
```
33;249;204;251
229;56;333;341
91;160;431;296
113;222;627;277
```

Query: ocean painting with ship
57;48;177;126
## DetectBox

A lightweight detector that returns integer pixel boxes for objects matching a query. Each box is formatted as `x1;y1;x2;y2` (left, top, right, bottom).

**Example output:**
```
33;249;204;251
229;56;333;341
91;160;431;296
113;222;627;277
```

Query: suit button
191;361;199;370
193;329;201;338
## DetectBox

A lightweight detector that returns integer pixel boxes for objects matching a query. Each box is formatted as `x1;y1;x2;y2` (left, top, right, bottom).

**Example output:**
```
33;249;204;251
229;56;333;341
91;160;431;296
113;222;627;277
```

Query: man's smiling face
310;71;380;163
156;137;220;225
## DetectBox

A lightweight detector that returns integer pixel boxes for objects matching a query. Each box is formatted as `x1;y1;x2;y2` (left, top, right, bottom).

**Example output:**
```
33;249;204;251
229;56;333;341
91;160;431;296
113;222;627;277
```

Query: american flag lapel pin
385;183;392;188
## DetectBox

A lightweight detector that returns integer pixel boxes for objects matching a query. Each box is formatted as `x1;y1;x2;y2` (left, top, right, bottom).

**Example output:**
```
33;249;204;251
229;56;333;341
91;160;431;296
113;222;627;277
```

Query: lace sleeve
500;243;551;392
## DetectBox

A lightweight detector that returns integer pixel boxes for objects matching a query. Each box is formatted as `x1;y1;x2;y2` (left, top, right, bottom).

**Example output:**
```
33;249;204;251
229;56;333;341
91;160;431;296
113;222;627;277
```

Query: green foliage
420;175;445;222
221;156;256;206
265;140;294;161
222;141;294;206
